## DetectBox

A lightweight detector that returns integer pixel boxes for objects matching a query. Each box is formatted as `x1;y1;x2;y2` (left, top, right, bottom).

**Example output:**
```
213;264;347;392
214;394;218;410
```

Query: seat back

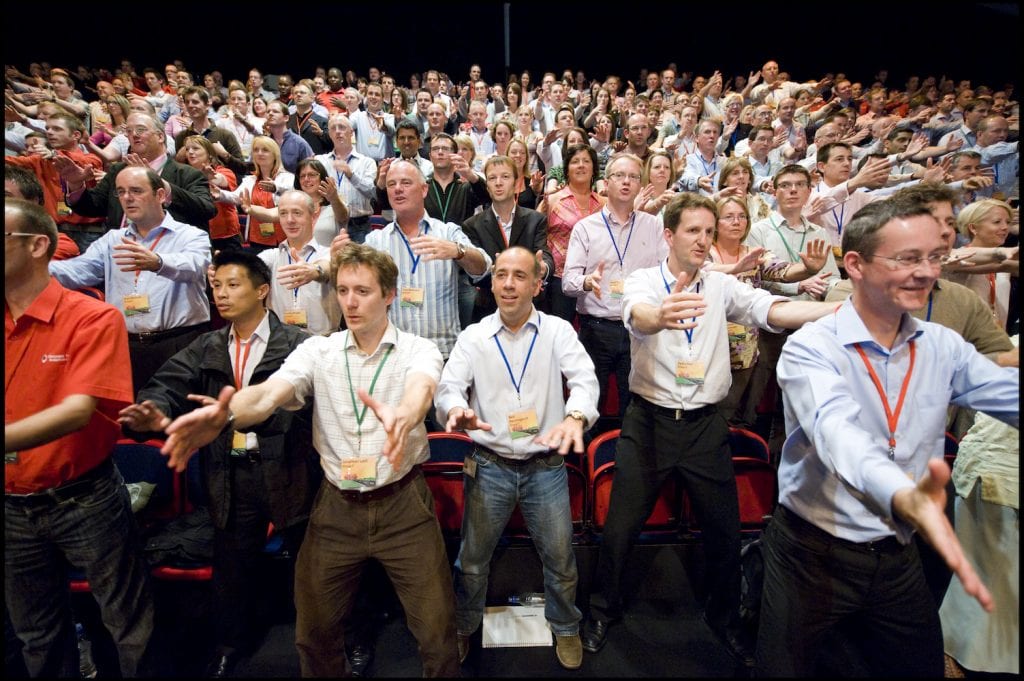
728;427;770;462
113;438;182;521
733;457;777;532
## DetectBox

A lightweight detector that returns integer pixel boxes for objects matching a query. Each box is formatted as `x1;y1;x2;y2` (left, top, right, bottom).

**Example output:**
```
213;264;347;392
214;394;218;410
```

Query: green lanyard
344;332;395;438
769;216;807;263
430;181;454;222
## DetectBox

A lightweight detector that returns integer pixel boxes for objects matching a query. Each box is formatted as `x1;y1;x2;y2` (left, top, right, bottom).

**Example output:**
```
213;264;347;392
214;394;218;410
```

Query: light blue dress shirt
777;299;1019;544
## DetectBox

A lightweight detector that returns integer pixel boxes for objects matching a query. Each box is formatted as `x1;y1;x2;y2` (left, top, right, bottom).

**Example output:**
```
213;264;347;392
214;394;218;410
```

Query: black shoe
581;618;612;653
348;643;375;677
702;613;755;668
204;651;240;678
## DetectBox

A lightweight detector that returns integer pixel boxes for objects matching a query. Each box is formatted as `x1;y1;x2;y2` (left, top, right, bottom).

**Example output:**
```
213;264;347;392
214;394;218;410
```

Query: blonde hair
250;136;282;179
714;196;752;242
454;134;476;162
956;197;1013;239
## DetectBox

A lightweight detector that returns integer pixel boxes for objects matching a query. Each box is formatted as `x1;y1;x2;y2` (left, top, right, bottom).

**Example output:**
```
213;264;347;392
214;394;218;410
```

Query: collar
659;258;705;292
483;307;541;338
147;153;168;173
278;239;318;258
228;311;271;346
770;211;811;232
834;298;924;353
491;202;517;225
10;277;64;325
344;321;399;357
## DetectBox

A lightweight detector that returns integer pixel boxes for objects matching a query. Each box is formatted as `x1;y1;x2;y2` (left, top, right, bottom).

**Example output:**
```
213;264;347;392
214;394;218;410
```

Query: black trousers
577;315;631;418
128;324;207;397
589;397;740;628
755;505;942;677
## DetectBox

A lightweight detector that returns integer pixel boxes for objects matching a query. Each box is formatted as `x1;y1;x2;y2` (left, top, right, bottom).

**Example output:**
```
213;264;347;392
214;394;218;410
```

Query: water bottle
76;623;97;679
508;592;545;605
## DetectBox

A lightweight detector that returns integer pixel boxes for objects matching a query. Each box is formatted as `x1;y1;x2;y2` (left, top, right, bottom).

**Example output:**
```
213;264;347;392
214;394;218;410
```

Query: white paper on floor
481;605;552;648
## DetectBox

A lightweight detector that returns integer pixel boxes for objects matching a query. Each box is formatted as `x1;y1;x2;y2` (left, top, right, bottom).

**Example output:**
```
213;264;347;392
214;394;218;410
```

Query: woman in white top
293;158;350;248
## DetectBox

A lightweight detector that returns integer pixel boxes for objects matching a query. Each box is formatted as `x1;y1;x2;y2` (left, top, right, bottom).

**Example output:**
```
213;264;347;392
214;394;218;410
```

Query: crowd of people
5;56;1020;678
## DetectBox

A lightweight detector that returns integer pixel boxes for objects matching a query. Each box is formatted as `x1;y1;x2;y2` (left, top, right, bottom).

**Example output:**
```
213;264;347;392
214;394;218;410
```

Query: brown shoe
457;632;470;664
555;633;583;670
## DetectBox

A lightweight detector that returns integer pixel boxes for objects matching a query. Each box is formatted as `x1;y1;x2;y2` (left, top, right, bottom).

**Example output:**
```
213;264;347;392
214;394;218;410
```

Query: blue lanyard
493;317;540;396
660;263;700;345
395;223;429;276
286;247;315;301
601;209;636;269
334;153;354;188
698;154;717;176
926;291;933;322
831;203;846;236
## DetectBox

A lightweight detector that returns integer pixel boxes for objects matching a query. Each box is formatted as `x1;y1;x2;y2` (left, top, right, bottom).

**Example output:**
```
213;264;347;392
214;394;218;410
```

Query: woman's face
458;146;474;166
567;150;594;184
391;90;403;110
795;91;811;106
252;144;272;167
517;110;532;128
716;202;749;243
297;166;322;193
495;125;512;146
185;142;210;168
597;89;610;107
648;156;671;186
508;142;526;170
968;207;1012;246
725;167;751;191
252;98;268;117
565;131;585;147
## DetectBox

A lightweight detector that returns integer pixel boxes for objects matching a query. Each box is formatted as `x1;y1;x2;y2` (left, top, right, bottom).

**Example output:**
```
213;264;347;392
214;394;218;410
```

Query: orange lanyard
987;273;997;308
133;229;167;287
853;340;916;460
233;334;254;390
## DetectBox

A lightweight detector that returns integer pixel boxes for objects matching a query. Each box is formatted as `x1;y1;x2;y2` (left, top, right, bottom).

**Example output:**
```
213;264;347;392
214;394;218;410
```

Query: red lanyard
987;273;997;308
133;229;167;287
853;340;916;460
233;333;254;390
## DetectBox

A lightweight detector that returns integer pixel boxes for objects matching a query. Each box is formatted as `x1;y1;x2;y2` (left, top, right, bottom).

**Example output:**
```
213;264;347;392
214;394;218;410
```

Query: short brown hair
330;243;398;297
663;192;717;233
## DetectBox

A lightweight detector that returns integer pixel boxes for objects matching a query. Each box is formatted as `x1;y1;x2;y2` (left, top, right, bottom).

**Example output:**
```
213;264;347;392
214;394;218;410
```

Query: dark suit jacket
70;158;217;231
462;206;554;314
128;311;321;531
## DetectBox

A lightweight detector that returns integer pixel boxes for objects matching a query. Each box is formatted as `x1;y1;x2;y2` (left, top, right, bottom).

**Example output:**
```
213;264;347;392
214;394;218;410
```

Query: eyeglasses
4;232;43;238
627;125;649;132
868;253;946;270
608;172;641;182
776;181;809;190
720;214;748;223
126;126;152;136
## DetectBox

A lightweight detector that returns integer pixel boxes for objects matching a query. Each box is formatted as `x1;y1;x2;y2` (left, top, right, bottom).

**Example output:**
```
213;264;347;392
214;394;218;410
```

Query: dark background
5;2;1019;92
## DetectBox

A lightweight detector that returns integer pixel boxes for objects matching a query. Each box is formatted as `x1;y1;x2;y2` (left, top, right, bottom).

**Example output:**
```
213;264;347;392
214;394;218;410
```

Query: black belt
229;449;262;464
578;314;624;326
5;458;113;507
633;394;716;421
474;445;560;467
128;323;207;345
776;505;905;554
333;465;421;502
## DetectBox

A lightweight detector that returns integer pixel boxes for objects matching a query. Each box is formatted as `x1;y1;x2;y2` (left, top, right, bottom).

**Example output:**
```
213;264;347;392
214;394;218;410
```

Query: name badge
56;201;72;217
508;408;540;440
5;452;18;464
609;279;625;298
231;430;247;455
832;246;843;261
123;293;151;316
675;360;705;386
726;322;748;343
367;133;382;147
258;222;276;237
283;309;309;327
400;287;424;307
340;456;378;489
464;455;478;479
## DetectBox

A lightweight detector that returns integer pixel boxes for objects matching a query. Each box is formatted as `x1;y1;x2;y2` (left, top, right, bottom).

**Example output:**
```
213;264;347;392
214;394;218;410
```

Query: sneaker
555;633;583;670
457;633;470;664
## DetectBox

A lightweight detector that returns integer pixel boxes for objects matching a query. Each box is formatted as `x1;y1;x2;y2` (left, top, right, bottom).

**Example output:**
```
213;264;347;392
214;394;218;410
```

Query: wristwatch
454;241;466;260
315;263;326;282
567;410;587;427
222;410;236;433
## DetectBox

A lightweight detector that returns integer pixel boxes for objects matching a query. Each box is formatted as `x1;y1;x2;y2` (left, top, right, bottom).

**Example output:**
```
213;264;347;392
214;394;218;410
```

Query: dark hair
772;164;812;188
747;124;774;142
841;196;934;258
179;85;209;104
663;192;718;233
5;165;45;204
890;183;959;210
4;198;58;259
293;158;330;205
394;118;421;139
562;143;600;187
213;248;273;292
429;132;456;153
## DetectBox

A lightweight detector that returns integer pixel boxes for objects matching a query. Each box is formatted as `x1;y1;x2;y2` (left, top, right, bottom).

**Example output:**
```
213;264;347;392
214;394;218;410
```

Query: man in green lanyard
736;164;840;436
159;243;460;677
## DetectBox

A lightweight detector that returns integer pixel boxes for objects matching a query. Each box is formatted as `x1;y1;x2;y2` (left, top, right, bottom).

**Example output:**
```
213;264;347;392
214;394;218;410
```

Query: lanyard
333;153;354;188
344;332;394;437
660;263;700;345
430;181;454;222
286;246;316;302
129;228;168;288
768;216;806;263
853;340;916;460
830;203;846;236
925;291;933;322
395;223;428;275
493;319;540;397
233;333;254;390
698;154;717;176
495;210;514;247
601;209;636;269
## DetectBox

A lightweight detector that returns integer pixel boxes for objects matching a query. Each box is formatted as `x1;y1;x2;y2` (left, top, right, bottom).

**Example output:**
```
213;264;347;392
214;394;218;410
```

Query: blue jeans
458;272;477;331
454;450;581;636
4;459;156;677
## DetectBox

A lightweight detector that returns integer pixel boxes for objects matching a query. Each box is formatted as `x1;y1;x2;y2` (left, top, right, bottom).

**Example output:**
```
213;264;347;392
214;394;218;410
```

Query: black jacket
129;311;321;531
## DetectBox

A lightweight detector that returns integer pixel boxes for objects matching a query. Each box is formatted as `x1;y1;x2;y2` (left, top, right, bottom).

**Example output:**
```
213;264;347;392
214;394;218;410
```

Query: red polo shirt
5;278;133;493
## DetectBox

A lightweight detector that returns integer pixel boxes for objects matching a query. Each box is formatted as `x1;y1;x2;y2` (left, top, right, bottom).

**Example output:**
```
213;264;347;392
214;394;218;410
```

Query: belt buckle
673;408;684;420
